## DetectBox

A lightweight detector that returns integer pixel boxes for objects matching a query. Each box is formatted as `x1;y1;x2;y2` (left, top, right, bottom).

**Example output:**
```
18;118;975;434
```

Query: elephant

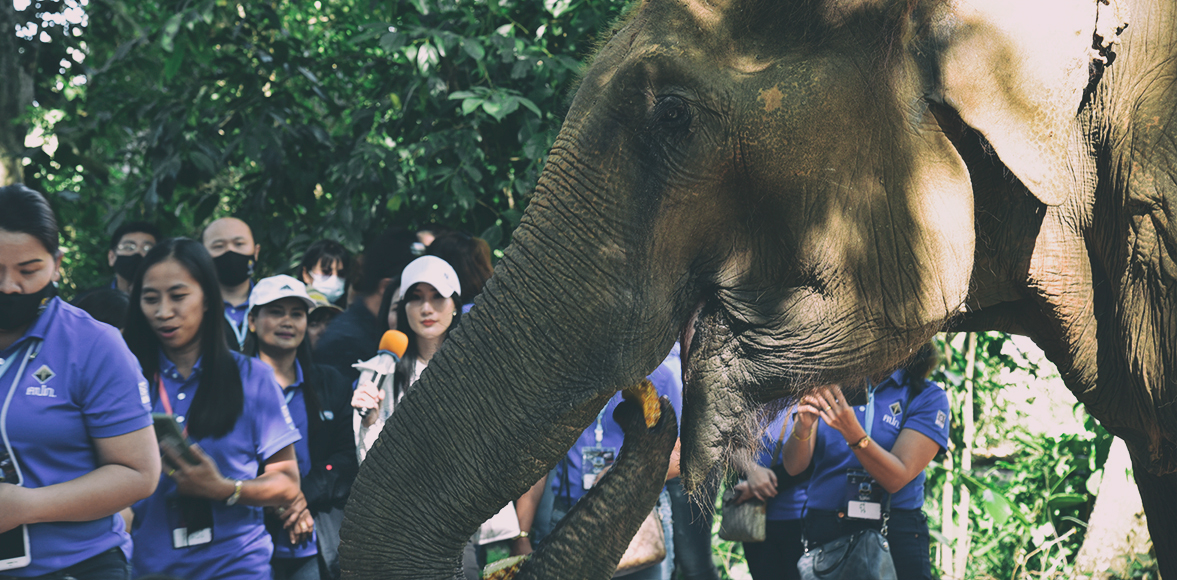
340;0;1177;577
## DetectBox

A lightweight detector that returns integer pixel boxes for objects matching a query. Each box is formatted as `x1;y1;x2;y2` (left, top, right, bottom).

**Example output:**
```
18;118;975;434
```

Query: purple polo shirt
271;360;317;560
0;298;152;577
131;351;301;580
755;413;808;521
223;282;253;349
805;370;950;511
552;357;683;505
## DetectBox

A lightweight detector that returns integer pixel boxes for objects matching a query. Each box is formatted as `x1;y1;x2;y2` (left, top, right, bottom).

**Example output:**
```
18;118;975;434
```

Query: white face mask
311;273;345;302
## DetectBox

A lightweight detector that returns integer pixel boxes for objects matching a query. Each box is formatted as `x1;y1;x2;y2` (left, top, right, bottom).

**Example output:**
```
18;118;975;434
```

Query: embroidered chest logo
889;402;903;416
33;365;55;383
26;365;57;397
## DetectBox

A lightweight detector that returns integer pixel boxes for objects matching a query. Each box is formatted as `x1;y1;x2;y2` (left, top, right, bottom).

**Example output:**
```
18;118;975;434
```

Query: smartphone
0;445;30;570
151;413;199;466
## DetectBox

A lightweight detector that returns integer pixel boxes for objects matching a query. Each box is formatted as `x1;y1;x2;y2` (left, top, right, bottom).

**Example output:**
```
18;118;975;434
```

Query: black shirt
312;301;382;384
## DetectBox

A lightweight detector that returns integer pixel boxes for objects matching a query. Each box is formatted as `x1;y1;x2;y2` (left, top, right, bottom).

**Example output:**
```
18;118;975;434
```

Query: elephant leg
1130;456;1177;577
487;384;678;580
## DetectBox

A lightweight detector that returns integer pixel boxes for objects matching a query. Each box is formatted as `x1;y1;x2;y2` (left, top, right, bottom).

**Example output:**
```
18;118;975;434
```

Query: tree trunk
0;0;31;186
1075;438;1153;579
952;333;975;576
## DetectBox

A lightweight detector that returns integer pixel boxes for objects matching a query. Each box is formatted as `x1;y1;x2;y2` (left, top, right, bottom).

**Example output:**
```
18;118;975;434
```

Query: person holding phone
0;185;160;579
123;238;303;580
244;276;357;580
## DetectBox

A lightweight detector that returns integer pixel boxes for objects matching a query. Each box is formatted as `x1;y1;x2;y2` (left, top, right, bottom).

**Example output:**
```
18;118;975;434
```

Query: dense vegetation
8;0;631;295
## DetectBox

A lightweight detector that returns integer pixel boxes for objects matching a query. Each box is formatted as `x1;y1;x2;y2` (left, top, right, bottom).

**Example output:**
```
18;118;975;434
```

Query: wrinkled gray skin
341;0;1177;577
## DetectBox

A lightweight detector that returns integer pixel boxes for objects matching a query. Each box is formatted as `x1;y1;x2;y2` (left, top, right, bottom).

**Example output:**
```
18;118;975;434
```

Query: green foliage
925;332;1114;580
20;0;633;296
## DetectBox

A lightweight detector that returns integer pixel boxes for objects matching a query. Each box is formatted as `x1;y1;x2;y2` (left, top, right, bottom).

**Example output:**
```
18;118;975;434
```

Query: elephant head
341;0;1177;576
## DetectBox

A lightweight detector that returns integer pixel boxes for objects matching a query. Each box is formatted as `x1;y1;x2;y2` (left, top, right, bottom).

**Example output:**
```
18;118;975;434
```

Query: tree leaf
380;31;404;53
461;38;485;61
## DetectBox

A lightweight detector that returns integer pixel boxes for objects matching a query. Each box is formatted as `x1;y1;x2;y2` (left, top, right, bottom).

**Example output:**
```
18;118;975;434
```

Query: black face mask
213;251;254;287
113;253;145;281
0;283;57;332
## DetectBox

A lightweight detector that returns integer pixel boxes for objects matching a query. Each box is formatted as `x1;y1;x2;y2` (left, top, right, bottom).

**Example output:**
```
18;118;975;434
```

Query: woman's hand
278;492;313;544
163;441;235;501
799;385;866;444
351;380;384;428
735;465;778;504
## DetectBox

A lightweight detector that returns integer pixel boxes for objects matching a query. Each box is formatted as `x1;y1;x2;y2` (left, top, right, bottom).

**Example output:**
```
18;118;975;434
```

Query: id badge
166;496;214;548
581;446;616;490
845;468;884;521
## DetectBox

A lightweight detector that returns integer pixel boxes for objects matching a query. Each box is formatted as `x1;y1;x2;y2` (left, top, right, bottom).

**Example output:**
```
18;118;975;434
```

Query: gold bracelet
793;426;815;441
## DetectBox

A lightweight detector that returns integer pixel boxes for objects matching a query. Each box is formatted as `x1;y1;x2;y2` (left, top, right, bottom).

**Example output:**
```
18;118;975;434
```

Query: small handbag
796;527;897;580
719;415;798;543
718;487;767;542
613;507;666;577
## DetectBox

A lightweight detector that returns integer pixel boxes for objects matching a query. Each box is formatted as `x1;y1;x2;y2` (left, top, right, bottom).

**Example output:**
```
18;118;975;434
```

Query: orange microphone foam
379;330;410;358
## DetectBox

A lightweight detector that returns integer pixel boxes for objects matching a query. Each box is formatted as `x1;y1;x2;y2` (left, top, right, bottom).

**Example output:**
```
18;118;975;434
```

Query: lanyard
225;310;248;349
1;340;43;485
863;382;878;439
594;405;607;445
155;372;188;437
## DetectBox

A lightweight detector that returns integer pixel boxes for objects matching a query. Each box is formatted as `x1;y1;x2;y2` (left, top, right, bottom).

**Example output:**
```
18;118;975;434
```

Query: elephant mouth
679;299;706;366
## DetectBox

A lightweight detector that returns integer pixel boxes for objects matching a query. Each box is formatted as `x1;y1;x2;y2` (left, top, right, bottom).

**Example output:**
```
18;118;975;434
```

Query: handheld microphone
353;330;409;418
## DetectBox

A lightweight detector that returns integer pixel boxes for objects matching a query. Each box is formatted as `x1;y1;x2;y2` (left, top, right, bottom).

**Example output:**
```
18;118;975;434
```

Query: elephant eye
650;95;691;131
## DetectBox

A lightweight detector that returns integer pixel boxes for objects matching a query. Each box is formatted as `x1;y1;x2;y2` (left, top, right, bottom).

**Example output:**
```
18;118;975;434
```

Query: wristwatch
850;435;871;450
225;479;244;506
517;530;530;539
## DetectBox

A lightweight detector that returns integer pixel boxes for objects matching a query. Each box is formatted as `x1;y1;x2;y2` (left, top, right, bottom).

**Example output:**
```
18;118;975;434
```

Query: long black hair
392;282;461;399
124;238;245;439
0;184;59;256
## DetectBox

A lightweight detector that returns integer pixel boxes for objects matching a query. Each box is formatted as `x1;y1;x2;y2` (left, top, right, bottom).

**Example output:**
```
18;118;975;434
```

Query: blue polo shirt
552;354;683;505
131;350;301;580
756;412;808;521
805;370;950;511
0;297;152;577
271;360;317;560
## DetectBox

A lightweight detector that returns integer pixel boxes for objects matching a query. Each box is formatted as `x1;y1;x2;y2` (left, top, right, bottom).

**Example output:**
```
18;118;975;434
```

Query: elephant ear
924;0;1123;206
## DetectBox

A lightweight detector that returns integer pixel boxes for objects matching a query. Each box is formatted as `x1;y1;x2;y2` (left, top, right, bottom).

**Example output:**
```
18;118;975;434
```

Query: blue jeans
666;478;719;580
1;548;130;580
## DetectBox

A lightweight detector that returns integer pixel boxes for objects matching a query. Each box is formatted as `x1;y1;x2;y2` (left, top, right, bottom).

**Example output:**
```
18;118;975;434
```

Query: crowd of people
0;181;949;580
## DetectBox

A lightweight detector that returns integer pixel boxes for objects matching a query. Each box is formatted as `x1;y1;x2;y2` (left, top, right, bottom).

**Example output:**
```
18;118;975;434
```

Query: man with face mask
106;222;160;294
202;217;260;351
72;221;160;307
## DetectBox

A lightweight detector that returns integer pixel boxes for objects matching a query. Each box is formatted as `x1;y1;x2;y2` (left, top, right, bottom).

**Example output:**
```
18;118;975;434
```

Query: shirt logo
280;284;293;291
138;379;151;406
25;384;56;398
32;365;55;384
935;410;947;429
889;402;902;416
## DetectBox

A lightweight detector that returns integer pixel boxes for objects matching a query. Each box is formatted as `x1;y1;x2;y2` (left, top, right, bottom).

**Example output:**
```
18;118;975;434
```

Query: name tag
581;446;616;490
847;501;882;520
173;527;213;548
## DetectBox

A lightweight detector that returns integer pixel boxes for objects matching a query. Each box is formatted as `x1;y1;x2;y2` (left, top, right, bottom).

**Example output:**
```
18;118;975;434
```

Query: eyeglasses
116;241;155;254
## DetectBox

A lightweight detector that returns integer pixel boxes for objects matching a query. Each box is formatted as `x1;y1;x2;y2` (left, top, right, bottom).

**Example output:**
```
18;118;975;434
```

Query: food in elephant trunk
483;384;677;580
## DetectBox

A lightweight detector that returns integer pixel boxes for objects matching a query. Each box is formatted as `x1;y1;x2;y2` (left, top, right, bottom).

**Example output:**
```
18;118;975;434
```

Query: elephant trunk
339;144;673;578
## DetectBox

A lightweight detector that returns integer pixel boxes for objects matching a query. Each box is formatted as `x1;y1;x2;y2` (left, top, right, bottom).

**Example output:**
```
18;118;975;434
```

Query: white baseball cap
398;256;461;301
248;275;317;312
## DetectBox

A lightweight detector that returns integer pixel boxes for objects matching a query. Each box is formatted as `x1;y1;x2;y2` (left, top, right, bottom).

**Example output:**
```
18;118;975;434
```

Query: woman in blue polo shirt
0;184;159;579
122;238;302;580
782;343;948;580
244;276;357;580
